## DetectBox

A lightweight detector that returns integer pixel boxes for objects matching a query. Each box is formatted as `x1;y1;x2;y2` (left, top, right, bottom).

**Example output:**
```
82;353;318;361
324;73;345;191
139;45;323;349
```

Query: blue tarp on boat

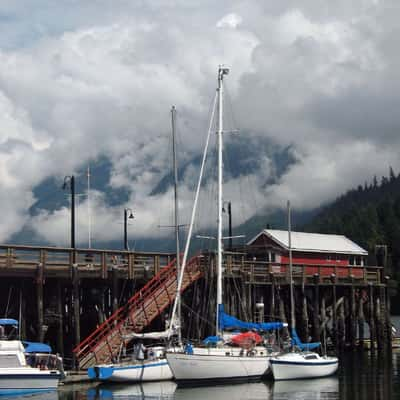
218;304;286;331
23;341;52;353
0;318;18;326
291;328;320;351
203;336;223;345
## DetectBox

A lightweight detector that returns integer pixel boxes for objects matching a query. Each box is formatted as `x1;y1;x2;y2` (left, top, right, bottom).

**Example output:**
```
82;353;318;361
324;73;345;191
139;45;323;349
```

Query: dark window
271;253;276;262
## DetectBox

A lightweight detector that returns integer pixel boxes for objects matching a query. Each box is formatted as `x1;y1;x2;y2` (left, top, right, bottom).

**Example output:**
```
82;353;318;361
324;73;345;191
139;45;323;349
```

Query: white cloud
0;1;398;245
216;13;243;29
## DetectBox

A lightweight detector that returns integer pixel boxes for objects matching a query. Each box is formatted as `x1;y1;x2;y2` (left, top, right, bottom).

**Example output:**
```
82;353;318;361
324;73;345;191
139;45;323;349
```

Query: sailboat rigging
87;107;186;382
166;66;286;384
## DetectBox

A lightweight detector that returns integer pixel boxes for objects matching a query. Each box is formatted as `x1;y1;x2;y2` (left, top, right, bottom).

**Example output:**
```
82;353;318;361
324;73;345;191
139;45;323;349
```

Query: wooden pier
0;244;392;369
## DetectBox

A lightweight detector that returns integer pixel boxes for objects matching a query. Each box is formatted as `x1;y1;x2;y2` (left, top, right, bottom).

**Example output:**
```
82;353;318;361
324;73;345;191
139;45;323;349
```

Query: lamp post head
62;175;73;190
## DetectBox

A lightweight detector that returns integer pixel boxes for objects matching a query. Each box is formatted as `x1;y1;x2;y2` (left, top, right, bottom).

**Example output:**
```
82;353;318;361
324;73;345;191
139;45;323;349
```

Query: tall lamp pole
124;208;134;250
63;175;76;255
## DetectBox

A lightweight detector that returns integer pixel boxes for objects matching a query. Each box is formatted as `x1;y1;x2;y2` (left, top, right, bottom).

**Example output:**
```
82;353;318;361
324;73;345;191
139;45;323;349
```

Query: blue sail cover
218;305;286;332
0;319;18;326
291;328;320;351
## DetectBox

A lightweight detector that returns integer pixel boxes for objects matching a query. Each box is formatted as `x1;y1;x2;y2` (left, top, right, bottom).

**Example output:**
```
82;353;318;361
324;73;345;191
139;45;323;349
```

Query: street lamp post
124;208;134;250
63;175;76;253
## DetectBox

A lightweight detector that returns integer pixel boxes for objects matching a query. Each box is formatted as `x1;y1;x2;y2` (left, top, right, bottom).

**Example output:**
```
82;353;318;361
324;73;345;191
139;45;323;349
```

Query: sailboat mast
288;200;295;333
171;105;181;345
216;66;229;337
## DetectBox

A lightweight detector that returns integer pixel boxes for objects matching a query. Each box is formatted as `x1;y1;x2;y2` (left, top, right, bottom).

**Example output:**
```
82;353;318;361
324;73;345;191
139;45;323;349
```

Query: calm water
9;350;400;400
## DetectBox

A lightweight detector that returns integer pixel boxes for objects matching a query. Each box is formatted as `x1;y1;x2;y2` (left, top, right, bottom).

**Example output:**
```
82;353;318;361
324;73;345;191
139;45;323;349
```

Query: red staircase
73;255;203;369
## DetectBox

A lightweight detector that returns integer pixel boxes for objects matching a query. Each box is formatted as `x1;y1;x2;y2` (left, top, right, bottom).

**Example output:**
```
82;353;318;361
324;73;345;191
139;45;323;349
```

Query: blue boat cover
23;341;52;353
203;336;223;345
218;305;286;331
0;318;18;326
291;328;320;351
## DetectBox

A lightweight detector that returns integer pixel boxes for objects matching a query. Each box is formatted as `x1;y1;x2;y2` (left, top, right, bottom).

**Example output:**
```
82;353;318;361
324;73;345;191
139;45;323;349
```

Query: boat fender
185;343;194;355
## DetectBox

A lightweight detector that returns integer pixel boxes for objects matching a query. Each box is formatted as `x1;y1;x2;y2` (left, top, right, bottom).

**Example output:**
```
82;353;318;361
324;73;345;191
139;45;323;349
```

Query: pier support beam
19;281;26;340
269;273;275;320
300;283;309;343
313;274;320;342
331;275;337;348
338;297;345;352
36;263;44;343
385;278;392;349
357;289;365;350
72;263;80;355
112;266;119;314
369;283;376;353
56;280;64;356
350;283;357;349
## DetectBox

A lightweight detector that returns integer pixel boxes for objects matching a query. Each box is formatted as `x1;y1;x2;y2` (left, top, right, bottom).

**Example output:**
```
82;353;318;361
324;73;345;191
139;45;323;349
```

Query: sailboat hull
88;359;173;382
166;352;270;384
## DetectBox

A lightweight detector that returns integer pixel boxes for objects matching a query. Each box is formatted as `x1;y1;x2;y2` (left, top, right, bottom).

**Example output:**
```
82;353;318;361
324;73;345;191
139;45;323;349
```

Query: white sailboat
87;107;184;383
166;66;286;384
269;202;339;380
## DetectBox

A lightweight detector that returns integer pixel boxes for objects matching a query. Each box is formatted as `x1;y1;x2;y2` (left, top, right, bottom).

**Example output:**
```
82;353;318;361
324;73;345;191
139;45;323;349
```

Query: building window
270;252;276;262
349;256;355;266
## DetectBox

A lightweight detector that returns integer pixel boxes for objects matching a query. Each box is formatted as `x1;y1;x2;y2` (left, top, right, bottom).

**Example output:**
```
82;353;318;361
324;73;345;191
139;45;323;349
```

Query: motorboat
0;318;62;395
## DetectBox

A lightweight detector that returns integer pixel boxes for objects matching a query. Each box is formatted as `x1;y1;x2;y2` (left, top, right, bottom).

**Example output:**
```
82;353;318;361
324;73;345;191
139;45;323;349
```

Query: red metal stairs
73;255;203;369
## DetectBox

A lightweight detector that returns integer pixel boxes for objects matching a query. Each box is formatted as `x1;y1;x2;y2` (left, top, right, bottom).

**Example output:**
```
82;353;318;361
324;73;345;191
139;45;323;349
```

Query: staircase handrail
73;257;177;357
73;254;201;360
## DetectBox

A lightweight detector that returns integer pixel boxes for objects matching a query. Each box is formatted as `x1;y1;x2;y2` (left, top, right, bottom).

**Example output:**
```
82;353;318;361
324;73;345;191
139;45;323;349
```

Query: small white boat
88;346;173;382
270;351;339;380
0;340;61;395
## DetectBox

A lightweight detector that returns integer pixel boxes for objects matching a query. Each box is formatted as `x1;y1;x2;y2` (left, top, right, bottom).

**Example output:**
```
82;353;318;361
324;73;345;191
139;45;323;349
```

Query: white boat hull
0;368;60;395
270;353;339;380
166;352;270;384
88;359;173;382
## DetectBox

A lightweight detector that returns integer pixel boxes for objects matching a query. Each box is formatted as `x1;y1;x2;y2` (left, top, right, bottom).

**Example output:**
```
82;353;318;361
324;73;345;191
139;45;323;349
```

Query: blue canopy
203;336;223;345
23;341;52;353
0;319;18;326
291;328;320;351
218;305;286;332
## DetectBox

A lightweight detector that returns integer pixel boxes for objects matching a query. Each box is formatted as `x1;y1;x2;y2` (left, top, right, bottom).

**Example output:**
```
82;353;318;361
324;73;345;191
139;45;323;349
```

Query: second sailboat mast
171;106;181;345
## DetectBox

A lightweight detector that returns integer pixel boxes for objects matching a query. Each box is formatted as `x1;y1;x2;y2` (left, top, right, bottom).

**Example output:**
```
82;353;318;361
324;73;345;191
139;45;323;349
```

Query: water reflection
11;350;399;400
273;377;338;399
339;352;394;400
87;381;177;399
85;378;340;400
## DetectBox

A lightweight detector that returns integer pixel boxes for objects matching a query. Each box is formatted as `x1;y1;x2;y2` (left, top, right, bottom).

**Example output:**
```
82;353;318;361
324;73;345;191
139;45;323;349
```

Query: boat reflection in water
273;377;339;399
86;377;339;400
86;380;177;399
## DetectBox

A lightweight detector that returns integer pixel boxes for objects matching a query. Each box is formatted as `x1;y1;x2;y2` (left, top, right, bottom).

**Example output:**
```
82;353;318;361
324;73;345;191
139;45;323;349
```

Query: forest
304;167;400;310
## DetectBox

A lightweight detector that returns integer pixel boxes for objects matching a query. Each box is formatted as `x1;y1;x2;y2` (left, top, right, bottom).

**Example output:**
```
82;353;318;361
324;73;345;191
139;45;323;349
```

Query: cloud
0;1;399;246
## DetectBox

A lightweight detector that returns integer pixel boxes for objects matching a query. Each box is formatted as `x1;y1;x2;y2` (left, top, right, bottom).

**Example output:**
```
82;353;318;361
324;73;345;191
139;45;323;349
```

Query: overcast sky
0;0;399;247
